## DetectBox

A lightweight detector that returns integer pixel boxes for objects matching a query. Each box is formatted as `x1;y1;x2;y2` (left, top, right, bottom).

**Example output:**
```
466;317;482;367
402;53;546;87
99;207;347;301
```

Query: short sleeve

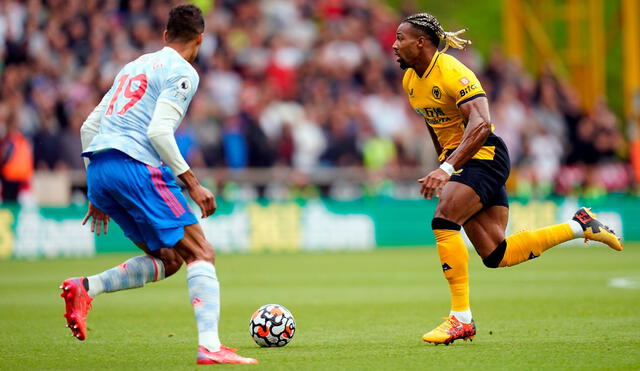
157;67;199;116
442;61;486;107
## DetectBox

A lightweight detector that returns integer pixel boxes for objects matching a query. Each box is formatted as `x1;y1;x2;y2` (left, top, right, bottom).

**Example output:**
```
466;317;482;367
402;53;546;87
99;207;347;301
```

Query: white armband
147;99;190;176
439;162;455;176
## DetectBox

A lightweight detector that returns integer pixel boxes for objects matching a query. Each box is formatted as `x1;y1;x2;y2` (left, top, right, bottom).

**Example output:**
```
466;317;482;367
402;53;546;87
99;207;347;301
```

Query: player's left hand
417;169;451;199
82;202;110;236
188;185;217;218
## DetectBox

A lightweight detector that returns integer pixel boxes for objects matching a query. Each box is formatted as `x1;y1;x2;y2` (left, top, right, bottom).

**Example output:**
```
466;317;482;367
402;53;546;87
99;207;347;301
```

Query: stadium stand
0;0;631;203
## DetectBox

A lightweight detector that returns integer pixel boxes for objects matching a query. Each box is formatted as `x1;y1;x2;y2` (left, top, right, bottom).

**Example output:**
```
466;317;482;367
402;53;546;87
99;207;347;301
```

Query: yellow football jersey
402;51;488;160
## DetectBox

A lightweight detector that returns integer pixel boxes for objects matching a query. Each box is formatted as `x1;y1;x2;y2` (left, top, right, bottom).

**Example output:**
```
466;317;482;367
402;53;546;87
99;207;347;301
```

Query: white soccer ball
249;304;296;347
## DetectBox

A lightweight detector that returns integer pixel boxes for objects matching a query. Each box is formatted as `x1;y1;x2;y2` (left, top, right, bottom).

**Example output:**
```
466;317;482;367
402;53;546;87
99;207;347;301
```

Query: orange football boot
422;315;476;345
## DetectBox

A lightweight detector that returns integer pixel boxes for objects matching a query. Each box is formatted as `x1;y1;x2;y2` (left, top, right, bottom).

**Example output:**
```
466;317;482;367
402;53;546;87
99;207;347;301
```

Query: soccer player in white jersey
59;5;257;365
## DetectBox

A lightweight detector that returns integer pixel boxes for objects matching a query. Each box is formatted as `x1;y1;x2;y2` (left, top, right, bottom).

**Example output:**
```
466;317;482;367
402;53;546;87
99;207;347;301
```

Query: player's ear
196;33;203;46
416;35;425;48
163;30;169;43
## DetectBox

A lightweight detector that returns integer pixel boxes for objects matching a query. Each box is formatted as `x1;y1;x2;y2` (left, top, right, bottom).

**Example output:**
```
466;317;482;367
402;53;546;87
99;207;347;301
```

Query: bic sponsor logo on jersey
414;106;450;125
459;84;478;98
432;86;441;99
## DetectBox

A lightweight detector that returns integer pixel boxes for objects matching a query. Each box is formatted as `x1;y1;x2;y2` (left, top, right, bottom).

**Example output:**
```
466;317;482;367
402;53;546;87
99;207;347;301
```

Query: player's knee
162;254;183;277
156;249;183;277
482;240;507;268
176;227;216;264
194;241;215;264
433;204;461;225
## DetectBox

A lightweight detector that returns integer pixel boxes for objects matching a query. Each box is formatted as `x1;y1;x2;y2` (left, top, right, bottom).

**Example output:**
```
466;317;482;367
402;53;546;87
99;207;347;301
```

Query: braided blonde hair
402;13;471;53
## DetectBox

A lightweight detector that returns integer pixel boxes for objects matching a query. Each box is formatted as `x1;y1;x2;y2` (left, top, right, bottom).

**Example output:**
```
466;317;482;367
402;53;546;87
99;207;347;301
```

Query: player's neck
165;43;195;63
414;49;438;78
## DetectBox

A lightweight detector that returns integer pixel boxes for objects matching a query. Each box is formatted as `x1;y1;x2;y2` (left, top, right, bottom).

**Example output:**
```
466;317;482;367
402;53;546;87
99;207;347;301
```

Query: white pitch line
609;277;640;289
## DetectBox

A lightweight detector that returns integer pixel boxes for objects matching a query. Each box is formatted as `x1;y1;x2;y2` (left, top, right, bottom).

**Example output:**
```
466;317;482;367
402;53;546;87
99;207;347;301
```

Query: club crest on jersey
432;86;441;99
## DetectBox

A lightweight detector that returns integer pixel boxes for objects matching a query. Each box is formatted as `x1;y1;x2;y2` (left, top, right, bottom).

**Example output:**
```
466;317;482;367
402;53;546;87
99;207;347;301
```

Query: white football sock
187;260;221;352
568;220;585;238
450;309;473;324
86;255;165;298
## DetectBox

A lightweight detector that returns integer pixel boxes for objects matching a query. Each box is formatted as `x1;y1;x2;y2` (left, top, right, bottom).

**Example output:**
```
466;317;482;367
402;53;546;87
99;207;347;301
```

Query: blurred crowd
0;0;633;202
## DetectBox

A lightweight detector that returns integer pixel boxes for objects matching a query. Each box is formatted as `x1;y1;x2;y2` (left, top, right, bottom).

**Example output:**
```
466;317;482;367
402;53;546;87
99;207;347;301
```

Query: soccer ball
249;304;296;347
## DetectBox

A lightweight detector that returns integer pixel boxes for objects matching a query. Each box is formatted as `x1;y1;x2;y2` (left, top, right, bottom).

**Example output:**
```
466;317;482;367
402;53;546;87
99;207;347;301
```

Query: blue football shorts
86;149;198;251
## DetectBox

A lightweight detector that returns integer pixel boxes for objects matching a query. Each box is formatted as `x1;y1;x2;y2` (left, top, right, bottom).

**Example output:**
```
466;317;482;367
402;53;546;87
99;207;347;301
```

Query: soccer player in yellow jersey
393;13;623;345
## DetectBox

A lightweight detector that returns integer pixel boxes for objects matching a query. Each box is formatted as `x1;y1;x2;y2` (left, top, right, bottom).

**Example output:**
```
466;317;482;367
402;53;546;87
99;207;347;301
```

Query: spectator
320;109;361;166
0;104;33;202
0;0;630;201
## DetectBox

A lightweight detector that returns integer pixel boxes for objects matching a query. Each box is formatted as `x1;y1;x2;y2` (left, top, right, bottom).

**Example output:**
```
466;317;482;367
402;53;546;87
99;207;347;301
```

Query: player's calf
150;247;183;277
482;240;506;268
175;224;215;264
85;255;166;298
481;207;622;269
173;223;227;355
482;225;575;268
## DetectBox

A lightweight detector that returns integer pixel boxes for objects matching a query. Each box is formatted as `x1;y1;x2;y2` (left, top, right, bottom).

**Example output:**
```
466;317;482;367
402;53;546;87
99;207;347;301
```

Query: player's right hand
82;202;110;236
417;168;450;199
188;185;217;218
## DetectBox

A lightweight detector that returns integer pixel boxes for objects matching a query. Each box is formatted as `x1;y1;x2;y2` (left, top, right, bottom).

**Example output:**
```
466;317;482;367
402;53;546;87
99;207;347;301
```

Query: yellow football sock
500;223;575;267
434;229;469;312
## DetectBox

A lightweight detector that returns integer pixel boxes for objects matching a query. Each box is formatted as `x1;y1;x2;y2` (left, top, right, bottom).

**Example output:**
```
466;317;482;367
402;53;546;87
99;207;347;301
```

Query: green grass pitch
1;245;639;370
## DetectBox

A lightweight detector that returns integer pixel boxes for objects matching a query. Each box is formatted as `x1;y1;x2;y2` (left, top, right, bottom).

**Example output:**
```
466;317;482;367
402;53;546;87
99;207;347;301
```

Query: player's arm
425;120;443;157
417;97;491;199
147;100;216;218
443;96;491;169
80;92;112;168
80;92;113;235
